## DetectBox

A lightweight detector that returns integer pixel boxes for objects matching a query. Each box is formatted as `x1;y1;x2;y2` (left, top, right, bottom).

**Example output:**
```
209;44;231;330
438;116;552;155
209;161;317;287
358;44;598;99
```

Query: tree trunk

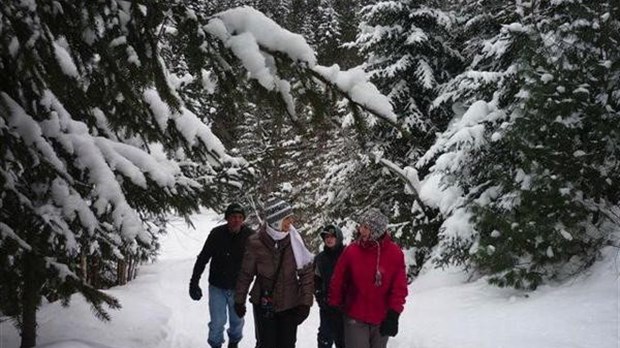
88;257;100;288
117;259;127;285
127;256;135;281
80;253;88;281
20;252;40;348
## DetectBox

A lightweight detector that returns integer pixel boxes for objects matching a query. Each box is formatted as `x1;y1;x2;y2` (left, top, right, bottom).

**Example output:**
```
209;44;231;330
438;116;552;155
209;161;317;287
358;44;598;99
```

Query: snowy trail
1;210;618;348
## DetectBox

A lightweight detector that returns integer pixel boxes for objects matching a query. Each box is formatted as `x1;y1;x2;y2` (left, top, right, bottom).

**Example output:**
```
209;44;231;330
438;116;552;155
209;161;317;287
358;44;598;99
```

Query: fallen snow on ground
1;209;618;348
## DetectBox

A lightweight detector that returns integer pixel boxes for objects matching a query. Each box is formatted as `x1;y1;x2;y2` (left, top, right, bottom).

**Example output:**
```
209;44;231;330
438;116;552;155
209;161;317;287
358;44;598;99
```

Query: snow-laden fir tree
0;2;254;346
318;0;462;274
315;0;342;64
0;2;398;347
423;0;620;289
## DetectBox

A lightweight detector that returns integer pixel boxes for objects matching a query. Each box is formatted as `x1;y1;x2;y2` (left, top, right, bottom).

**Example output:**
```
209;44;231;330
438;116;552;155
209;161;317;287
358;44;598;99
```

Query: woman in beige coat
234;198;314;348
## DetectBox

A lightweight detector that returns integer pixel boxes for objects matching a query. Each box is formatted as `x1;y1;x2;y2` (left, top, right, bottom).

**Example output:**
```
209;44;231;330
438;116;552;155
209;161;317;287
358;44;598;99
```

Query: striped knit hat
263;198;293;230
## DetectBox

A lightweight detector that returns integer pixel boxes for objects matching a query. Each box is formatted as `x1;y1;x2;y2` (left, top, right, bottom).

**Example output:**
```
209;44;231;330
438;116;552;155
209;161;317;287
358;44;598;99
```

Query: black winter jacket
191;224;254;290
314;225;344;307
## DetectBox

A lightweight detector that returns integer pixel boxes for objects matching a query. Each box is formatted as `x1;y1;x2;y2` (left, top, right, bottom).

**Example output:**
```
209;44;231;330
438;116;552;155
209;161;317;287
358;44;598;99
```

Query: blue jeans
208;285;244;347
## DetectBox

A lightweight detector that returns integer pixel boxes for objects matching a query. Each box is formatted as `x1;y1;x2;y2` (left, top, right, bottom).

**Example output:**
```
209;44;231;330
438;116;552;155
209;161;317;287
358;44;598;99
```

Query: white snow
312;65;396;123
0;222;32;251
204;7;395;124
143;88;171;131
1;209;616;348
541;73;554;83
208;7;317;66
53;39;79;78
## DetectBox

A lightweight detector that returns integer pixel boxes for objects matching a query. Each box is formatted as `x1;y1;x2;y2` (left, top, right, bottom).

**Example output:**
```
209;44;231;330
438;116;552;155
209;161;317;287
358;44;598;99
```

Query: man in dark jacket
314;224;345;348
189;203;254;348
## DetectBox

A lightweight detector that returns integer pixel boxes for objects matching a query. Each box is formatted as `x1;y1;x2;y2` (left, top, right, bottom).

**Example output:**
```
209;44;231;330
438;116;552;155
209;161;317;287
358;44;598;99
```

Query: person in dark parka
189;203;255;348
314;224;346;348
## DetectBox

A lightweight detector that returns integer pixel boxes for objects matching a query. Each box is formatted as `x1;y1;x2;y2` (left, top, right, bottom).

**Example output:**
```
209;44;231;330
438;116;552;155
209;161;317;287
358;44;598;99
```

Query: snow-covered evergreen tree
0;2;250;346
315;0;342;63
0;2;396;347
423;0;620;289
320;0;461;274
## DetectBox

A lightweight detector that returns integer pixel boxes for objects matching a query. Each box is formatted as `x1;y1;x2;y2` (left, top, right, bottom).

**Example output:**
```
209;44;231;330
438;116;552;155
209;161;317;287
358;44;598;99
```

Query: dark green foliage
0;1;250;346
435;0;620;289
319;0;463;276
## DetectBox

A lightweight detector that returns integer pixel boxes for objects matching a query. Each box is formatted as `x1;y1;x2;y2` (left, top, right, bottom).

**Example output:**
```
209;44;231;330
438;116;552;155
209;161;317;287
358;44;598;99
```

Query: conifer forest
1;1;618;347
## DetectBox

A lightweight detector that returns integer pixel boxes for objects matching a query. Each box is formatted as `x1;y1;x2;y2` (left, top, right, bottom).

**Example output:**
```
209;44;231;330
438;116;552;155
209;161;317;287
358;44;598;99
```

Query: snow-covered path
1;210;618;348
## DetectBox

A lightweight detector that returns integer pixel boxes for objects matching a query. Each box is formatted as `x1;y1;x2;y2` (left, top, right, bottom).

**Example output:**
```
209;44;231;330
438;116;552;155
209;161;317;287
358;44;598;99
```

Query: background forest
1;0;618;347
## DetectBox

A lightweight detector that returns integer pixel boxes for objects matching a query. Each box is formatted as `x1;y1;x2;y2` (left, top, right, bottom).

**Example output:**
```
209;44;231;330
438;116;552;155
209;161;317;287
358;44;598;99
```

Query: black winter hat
225;203;245;219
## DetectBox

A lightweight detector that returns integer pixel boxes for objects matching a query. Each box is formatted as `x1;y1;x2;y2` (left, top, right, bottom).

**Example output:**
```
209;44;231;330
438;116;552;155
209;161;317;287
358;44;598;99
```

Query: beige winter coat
235;228;314;312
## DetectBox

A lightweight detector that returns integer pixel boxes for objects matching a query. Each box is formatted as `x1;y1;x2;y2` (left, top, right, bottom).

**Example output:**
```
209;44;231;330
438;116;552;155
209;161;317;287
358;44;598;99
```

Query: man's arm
190;228;216;285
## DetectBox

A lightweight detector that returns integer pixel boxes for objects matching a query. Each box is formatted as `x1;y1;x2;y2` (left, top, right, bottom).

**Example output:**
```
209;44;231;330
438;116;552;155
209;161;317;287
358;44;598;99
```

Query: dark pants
318;307;345;348
253;305;262;348
253;304;298;348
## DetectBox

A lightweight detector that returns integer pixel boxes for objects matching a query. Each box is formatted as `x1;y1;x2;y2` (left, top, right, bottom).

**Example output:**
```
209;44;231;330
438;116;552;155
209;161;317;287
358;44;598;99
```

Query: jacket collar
259;227;291;251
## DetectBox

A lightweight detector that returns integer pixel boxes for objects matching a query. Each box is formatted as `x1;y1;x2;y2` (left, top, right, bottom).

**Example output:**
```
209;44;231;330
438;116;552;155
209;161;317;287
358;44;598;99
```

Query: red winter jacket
328;233;408;325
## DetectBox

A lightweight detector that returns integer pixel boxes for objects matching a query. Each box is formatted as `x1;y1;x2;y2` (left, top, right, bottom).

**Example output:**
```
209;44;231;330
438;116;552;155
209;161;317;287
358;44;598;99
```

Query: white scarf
265;224;314;270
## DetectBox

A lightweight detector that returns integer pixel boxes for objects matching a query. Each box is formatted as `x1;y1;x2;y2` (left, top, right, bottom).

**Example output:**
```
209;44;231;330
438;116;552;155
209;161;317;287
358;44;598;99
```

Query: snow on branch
378;158;421;193
206;6;317;65
0;222;32;251
36;90;149;243
311;65;397;126
174;106;247;168
204;6;397;127
1;93;67;174
376;157;432;218
45;257;79;281
418;100;504;169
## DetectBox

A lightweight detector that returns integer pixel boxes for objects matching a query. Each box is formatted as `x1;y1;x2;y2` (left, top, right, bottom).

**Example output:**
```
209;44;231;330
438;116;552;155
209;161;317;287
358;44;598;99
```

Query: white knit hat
359;208;389;241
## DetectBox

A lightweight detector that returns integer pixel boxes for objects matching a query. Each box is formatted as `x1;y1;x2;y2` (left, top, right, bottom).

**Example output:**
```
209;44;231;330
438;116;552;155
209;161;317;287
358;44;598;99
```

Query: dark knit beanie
225;203;245;219
263;198;293;229
359;208;389;241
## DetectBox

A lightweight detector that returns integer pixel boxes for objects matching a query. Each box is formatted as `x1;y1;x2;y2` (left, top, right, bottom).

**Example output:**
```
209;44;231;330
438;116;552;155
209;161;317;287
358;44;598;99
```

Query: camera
259;289;275;319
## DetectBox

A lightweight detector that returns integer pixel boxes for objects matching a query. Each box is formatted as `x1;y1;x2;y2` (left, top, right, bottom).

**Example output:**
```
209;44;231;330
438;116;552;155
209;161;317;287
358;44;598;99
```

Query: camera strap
267;248;286;293
259;235;287;294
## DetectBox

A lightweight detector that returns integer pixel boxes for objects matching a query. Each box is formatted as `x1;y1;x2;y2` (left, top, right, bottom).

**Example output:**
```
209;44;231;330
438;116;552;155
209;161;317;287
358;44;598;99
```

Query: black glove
234;303;246;318
294;305;310;325
379;309;400;337
189;282;202;301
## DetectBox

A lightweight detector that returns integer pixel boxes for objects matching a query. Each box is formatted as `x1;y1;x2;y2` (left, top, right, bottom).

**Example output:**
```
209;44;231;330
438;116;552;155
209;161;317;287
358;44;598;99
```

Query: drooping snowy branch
204;6;397;127
376;157;432;218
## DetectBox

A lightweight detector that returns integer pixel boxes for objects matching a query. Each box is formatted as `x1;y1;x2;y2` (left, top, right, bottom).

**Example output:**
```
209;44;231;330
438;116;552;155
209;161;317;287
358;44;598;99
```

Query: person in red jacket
328;208;408;348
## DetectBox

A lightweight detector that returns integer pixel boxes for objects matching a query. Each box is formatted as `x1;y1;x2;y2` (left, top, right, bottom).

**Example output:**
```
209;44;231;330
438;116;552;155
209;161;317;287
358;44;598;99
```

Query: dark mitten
234;303;247;318
189;282;202;301
295;305;311;325
379;309;400;337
